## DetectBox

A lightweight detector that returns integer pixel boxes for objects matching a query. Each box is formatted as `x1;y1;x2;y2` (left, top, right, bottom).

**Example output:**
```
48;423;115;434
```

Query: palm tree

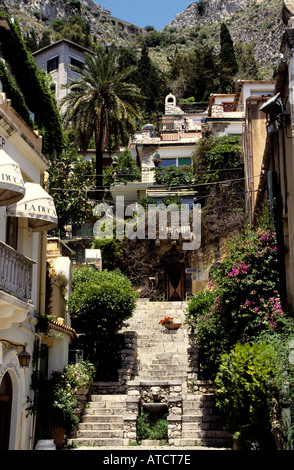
61;47;143;199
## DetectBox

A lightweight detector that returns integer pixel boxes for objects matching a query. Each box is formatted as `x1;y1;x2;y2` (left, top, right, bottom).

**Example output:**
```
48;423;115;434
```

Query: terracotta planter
53;427;66;448
164;323;182;330
77;387;89;396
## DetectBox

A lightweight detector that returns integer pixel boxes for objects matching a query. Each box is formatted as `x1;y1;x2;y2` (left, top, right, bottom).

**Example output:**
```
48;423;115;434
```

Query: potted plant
27;360;96;449
159;316;182;330
27;370;79;448
64;360;96;396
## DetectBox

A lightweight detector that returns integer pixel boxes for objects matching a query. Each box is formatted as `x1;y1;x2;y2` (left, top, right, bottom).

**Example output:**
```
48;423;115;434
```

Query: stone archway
0;372;12;450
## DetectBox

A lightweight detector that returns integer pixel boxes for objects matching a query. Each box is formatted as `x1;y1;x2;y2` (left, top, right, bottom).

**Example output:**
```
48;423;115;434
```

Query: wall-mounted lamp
0;339;31;368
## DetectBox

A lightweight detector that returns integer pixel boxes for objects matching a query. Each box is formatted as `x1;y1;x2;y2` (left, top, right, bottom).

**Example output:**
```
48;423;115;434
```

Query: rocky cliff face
166;0;285;68
168;0;262;28
0;0;286;73
0;0;145;44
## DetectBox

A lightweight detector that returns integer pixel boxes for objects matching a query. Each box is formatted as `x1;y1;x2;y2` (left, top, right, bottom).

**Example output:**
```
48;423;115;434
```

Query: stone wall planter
141;439;162;446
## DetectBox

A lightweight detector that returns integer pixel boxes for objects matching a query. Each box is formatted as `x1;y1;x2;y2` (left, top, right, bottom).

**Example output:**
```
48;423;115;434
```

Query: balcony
0;240;35;304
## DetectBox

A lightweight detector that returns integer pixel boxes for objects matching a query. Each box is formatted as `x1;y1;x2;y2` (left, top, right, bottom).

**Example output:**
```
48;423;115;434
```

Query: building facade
32;39;94;104
0;92;76;449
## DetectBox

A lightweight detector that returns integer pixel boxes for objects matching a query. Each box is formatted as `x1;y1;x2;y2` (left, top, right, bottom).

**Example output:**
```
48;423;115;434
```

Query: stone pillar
118;332;137;387
141;147;157;183
123;397;140;443
167;396;182;444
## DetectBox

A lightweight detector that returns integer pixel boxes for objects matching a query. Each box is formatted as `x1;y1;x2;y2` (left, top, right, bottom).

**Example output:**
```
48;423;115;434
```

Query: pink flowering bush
64;360;96;389
186;225;285;378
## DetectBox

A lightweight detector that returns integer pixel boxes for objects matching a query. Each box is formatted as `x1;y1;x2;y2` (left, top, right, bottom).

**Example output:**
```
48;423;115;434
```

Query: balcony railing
0;240;35;303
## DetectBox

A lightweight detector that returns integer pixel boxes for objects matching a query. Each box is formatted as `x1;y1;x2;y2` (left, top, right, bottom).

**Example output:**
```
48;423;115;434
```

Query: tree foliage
0;14;64;158
132;44;168;119
154;165;194;188
186;224;285;377
61;47;142;196
192;135;244;244
186;216;294;449
215;341;284;449
68;266;138;336
103;149;141;187
47;146;95;234
219;22;238;92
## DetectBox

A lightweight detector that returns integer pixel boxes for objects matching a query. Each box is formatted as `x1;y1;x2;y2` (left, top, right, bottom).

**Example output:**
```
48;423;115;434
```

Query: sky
98;1;193;31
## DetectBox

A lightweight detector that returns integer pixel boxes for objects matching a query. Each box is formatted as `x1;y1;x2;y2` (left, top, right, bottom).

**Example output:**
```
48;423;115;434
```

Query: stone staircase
126;300;190;387
176;394;232;448
72;395;128;447
69;299;232;449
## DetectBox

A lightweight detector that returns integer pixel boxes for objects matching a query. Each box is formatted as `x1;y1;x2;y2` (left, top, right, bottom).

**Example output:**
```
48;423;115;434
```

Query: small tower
165;93;184;115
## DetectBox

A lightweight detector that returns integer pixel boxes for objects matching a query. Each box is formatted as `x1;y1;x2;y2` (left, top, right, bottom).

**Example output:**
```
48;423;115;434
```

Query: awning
0;150;25;206
7;182;58;231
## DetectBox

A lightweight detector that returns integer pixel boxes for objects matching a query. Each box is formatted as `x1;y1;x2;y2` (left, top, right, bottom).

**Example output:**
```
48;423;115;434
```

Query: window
70;57;84;70
160;158;191;168
47;56;59;73
6;216;18;250
178;158;191;166
160;158;177;168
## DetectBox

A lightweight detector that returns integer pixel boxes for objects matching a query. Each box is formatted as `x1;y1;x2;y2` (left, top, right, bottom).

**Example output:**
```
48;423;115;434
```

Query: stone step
90;394;127;401
84;407;127;416
90;396;127;404
173;437;231;448
76;429;124;439
71;300;232;450
70;438;127;447
82;415;123;424
78;422;124;431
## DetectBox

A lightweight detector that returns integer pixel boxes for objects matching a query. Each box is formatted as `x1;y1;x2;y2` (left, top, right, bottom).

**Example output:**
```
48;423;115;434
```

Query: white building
207;81;276;137
32;39;94;104
0;93;74;450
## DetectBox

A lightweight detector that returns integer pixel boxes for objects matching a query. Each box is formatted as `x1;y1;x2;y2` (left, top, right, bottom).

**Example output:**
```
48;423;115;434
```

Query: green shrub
215;341;283;449
154;165;193;188
27;369;79;439
137;410;168;442
68;266;138;336
64;360;96;389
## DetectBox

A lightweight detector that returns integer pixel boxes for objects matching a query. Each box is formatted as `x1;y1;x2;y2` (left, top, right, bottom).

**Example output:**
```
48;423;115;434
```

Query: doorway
0;372;12;450
166;264;184;300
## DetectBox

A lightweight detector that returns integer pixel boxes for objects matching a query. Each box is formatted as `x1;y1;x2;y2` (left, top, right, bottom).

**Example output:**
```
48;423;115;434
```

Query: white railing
0;240;35;303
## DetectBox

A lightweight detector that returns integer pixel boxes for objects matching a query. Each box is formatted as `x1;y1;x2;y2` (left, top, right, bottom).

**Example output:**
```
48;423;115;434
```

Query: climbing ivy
0;13;64;158
0;60;33;127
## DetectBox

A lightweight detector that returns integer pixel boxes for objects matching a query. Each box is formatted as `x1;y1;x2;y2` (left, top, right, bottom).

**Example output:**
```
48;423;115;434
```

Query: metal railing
0;240;35;303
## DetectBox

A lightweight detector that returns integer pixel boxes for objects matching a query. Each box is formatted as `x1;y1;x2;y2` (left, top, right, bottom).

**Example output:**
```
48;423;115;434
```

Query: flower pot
164;323;182;330
77;387;89;396
53;427;66;448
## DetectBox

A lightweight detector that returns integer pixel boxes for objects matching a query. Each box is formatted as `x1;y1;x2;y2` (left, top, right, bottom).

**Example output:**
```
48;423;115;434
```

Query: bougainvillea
186;225;285;377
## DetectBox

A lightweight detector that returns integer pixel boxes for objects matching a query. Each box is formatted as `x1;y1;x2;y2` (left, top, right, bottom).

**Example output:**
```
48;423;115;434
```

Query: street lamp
0;339;31;368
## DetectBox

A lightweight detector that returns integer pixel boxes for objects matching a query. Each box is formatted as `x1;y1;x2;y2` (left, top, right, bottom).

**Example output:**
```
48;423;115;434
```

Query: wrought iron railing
0;240;35;303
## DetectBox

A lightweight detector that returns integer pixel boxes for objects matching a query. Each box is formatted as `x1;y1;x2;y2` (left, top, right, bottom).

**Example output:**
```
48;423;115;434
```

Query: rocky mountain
0;0;145;46
0;0;287;77
165;0;285;73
